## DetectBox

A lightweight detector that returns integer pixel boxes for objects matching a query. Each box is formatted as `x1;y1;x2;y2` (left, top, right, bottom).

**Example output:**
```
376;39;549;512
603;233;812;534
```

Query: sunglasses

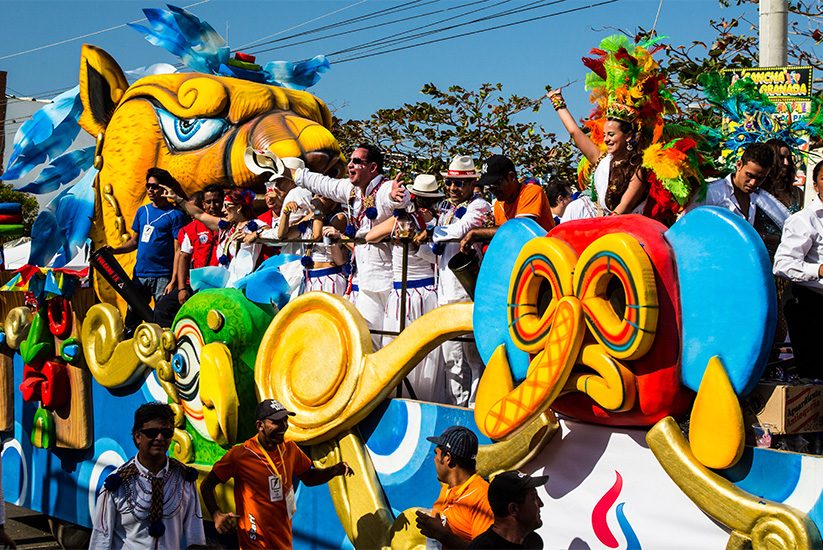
146;184;161;190
486;177;504;189
140;427;174;439
349;157;371;166
445;179;466;188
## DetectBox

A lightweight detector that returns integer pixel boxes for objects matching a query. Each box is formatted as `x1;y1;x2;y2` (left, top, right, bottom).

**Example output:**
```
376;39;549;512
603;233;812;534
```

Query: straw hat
245;147;285;178
407;174;444;197
440;155;480;179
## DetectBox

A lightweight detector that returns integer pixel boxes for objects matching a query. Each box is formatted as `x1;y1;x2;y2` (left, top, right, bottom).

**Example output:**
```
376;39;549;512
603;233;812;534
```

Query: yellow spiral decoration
4;307;33;350
508;237;578;354
573;233;658;361
81;304;145;388
255;292;371;428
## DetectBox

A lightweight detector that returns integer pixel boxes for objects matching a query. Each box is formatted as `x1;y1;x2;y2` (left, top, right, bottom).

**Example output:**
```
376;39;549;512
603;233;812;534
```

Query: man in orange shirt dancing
416;426;493;549
200;399;353;549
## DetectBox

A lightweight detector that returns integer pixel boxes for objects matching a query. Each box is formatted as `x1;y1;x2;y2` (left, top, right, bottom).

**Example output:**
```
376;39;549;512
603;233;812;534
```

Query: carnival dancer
200;399;353;550
548;35;710;226
162;186;269;287
422;156;492;407
773;160;823;379
288;143;410;350
90;402;205;549
303;196;350;296
366;174;443;402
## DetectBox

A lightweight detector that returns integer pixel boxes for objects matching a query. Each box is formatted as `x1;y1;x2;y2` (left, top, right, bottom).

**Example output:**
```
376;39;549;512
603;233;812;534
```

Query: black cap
488;471;549;509
426;426;478;460
254;399;296;422
477;155;516;187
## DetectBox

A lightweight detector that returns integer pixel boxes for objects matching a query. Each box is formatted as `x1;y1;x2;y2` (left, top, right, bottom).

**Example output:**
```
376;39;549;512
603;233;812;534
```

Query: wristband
550;94;567;111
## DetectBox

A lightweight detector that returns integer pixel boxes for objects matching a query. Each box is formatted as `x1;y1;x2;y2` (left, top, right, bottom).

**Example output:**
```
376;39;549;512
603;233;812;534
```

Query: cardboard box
742;382;823;435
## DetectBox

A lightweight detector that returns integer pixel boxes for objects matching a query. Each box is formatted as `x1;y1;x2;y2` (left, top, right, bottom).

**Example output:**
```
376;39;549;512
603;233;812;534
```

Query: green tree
331;82;579;183
0;181;38;237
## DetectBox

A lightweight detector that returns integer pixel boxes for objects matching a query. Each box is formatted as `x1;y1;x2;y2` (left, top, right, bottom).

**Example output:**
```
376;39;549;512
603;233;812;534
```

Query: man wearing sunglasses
108;168;187;336
460;155;554;253
90;402;205;549
426;155;492;407
288;143;410;349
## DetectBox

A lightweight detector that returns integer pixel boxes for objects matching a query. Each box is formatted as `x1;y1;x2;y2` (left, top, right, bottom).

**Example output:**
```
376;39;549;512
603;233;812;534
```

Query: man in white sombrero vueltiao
431;156;492;407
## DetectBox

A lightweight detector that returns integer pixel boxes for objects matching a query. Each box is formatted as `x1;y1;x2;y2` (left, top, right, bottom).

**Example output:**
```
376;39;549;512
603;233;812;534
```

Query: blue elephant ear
666;207;776;396
473;218;547;381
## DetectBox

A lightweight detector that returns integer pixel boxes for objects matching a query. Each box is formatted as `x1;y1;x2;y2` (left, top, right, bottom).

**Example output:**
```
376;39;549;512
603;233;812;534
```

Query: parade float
2;7;823;549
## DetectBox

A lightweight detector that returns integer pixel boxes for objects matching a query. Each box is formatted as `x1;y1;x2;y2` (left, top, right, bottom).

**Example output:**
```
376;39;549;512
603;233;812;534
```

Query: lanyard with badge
141;205;174;243
253;435;297;519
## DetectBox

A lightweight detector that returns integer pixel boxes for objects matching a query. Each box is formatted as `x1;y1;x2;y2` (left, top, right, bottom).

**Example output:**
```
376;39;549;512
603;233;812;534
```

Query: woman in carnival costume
366;174;444;402
163;186;269;286
548;34;711;225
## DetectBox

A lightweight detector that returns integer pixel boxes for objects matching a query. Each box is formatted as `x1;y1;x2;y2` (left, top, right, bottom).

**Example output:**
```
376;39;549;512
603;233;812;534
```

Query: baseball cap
477;154;516;188
254;399;296;422
488;471;549;509
426;426;478;460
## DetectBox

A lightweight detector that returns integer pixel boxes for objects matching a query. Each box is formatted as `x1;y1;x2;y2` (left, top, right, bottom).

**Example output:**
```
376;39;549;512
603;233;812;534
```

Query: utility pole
759;0;788;66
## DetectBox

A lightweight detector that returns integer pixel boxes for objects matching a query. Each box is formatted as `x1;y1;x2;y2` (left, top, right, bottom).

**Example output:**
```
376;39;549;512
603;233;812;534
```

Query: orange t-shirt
433;474;494;545
212;437;312;549
493;182;555;231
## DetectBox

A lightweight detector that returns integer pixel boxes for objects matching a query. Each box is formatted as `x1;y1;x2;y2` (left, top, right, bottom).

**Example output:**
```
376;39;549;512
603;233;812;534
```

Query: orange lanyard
435;473;478;514
253;435;288;488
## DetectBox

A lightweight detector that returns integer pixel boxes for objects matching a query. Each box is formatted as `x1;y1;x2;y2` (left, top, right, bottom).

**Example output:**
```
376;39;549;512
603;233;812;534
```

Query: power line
244;0;507;57
324;0;557;59
240;0;434;51
0;0;213;61
332;0;620;64
232;0;370;52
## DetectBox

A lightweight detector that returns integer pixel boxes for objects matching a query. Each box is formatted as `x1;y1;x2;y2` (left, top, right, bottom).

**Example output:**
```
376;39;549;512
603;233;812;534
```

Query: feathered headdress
578;34;715;222
694;71;823;172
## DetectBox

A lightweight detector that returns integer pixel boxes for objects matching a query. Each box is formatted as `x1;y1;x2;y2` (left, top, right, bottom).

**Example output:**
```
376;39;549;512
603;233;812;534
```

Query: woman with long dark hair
548;89;648;217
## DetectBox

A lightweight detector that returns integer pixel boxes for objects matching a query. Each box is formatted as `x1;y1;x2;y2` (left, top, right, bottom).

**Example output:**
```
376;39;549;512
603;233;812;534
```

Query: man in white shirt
428;156;492;406
773;160;823;378
683;142;776;224
289;144;409;349
90;402;205;550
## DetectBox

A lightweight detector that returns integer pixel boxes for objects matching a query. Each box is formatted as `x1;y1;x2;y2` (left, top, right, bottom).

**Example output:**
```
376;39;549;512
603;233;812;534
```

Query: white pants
384;281;444;403
439;298;484;408
355;287;390;351
304;266;347;295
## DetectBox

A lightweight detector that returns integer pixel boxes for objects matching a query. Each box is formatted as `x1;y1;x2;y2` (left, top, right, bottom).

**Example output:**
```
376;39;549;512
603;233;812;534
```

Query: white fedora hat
440;155;480;179
407;174;444;198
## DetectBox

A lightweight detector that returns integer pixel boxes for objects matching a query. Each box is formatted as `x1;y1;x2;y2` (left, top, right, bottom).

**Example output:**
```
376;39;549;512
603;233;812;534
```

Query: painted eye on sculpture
155;108;228;151
172;335;201;402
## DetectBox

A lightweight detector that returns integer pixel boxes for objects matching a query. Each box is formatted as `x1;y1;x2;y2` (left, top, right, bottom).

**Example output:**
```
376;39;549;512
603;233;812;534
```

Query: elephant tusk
648;416;821;550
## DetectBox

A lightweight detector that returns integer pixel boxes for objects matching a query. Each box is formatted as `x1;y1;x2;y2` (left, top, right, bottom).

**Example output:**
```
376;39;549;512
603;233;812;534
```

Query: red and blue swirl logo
592;471;640;549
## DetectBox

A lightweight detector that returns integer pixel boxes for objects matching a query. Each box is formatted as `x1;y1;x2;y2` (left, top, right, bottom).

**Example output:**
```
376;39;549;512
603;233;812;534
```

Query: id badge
141;224;154;243
285;486;296;520
268;475;284;502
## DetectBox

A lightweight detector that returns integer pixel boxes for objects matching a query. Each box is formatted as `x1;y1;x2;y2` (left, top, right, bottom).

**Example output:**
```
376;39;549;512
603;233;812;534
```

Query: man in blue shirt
110;168;187;335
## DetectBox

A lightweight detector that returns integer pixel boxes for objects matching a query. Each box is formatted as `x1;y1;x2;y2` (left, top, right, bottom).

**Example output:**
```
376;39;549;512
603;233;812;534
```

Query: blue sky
1;0;766;139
